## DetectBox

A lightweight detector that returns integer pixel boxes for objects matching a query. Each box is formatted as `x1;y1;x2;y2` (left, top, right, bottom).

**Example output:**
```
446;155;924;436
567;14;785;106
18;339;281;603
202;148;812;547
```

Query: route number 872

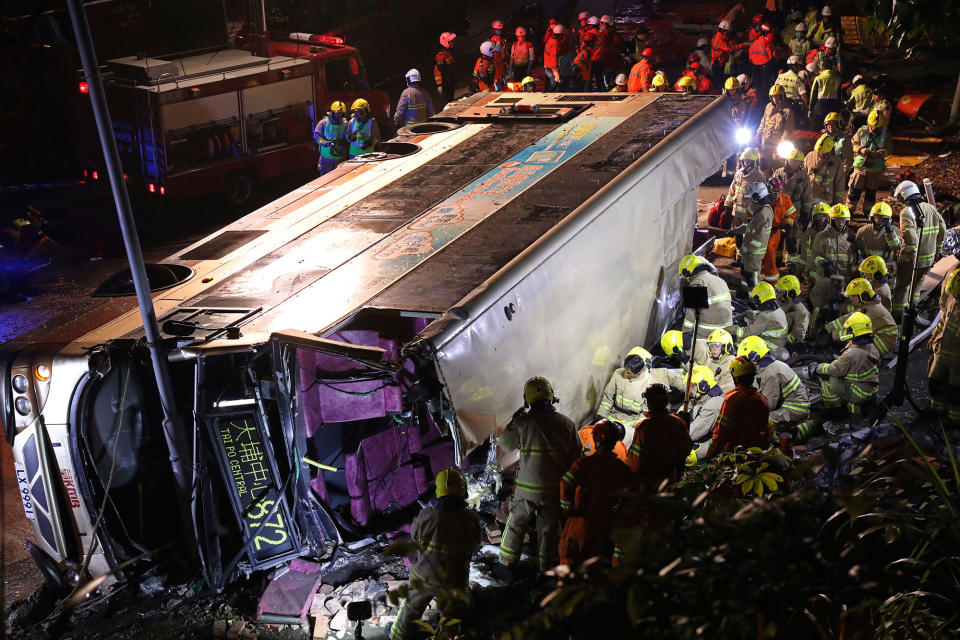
246;499;288;550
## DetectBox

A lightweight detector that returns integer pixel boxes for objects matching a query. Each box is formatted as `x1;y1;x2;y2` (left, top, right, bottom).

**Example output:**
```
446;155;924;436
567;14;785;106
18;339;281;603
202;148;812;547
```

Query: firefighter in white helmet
891;180;946;319
394;69;435;128
726;181;774;288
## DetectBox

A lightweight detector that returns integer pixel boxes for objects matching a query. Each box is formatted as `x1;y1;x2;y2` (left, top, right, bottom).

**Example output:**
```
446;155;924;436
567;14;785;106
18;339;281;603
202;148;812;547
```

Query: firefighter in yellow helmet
735;282;789;357
892;180;947;319
854;201;901;290
651;70;668;92
724;147;766;227
756;84;795;171
683;365;726;459
803;134;845;205
726;181;775;289
827;278;898;355
676;73;697;94
773;147;812;231
347;98;381;157
929;267;960;426
810;203;855;309
775;274;810;343
390;468;481;640
822;111;853;177
705;328;736;392
738;336;810;432
497;377;581;576
858;255;893;312
704;357;772;459
791;200;829;285
314;100;349;174
678;254;733;359
812;312;880;415
652;331;692;391
846;110;889;215
596;347;656;444
724;76;750;125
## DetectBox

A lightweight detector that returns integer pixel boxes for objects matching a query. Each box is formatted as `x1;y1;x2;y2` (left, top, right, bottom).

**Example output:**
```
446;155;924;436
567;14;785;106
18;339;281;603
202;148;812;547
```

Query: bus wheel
225;171;255;206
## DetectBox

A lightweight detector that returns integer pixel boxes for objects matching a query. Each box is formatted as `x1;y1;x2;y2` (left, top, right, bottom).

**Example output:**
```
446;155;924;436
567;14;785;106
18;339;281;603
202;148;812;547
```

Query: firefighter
775;274;810;344
807;56;842;129
490;21;506;89
738;336;810;432
826;278;898;356
510;27;535;83
813;312;880;415
627;47;654;92
727;181;774;289
773;148;812;228
390;468;481;640
791;200;830;286
847;111;889;215
520;76;537;92
804;134;845;205
710;20;737;87
724;148;766;226
578;418;629;462
823;112;853;178
774;55;808;109
854;202;902;288
611;73;628;92
650;71;668;92
346;99;380;157
725;77;750;125
788;22;811;60
559;420;634;566
892;180;947;319
394;69;435;128
762;175;797;283
653;331;692;391
929;267;960;427
705;328;736;392
626;384;693;490
597;347;656;444
313;100;348;175
685;366;726;456
435;32;457;106
859;255;894;312
704;357;772;458
735;282;790;357
810;203;855;309
754;78;796;165
678;254;733;355
473;41;497;92
497;377;581;574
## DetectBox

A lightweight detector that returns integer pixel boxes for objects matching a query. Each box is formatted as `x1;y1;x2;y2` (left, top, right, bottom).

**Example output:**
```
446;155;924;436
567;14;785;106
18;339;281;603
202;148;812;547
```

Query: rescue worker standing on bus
497;377;580;576
775;275;810;344
558;420;633;566
434;32;457;106
678;254;733;359
859;255;894;312
738;336;811;432
724;149;766;227
756;85;795;171
804;134;845;205
704;358;771;458
846;111;889;216
390;468;480;640
543;25;564;91
813;312;880;416
627;47;654;92
748;24;775;96
892;180;947;319
736;282;790;358
313;100;348;175
705;329;736;392
929;266;960;427
855;202;901;286
827;278;898;356
347;99;379;158
394;69;434;128
810;203;855;310
727;181;774;289
473;41;497;93
510;27;535;82
597;347;655;444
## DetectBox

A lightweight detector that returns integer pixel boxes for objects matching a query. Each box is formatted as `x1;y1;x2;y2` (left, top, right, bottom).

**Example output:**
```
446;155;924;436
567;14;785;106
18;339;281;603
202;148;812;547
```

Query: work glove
821;261;836;278
676;410;692;425
682;331;693;350
726;224;748;237
883;218;895;233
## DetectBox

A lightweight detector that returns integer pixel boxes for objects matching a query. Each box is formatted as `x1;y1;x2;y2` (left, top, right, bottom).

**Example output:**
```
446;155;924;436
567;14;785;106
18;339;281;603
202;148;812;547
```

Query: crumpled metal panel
419;97;736;448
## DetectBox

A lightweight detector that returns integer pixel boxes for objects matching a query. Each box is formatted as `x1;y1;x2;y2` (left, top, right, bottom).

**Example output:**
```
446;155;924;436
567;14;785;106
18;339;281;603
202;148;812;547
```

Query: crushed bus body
0;91;735;592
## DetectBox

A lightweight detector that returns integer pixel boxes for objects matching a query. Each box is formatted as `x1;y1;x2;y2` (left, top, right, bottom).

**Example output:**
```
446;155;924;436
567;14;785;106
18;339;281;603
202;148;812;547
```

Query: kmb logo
61;469;81;509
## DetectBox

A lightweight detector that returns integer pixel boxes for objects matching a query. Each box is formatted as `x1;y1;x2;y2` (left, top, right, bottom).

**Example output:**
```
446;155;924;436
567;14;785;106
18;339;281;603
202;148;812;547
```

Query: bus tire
225;170;255;206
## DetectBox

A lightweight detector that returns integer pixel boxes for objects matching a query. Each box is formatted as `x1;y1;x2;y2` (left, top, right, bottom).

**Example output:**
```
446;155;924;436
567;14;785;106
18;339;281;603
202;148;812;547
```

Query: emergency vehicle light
91;170;99;180
289;32;344;45
79;81;89;94
159;186;165;195
148;183;156;193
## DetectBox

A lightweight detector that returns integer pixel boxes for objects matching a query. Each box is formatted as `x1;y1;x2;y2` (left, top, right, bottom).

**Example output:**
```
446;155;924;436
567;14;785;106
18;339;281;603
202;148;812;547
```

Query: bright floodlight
777;140;796;159
735;127;752;146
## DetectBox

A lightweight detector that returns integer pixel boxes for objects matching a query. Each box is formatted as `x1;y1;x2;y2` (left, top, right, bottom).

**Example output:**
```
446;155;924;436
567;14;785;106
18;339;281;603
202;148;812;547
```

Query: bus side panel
424;101;736;447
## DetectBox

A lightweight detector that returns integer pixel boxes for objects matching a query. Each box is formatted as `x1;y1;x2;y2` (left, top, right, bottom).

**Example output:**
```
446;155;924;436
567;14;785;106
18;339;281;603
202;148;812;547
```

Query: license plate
14;462;35;520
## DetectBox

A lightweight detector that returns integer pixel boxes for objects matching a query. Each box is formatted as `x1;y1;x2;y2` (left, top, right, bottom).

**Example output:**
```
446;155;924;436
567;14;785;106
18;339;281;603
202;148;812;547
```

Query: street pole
65;0;193;503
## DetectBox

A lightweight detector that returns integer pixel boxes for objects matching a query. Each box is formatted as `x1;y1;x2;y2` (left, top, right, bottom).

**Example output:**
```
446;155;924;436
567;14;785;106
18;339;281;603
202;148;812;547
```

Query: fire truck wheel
225;171;255;205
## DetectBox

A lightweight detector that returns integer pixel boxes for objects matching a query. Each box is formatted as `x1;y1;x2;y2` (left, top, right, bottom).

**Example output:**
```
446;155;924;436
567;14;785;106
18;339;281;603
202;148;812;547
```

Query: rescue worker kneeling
929;267;960;427
735;282;789;360
813;312;880;415
578;418;629;462
859;255;893;313
596;347;655;444
738;336;810;433
558;420;634;566
390;468;481;640
775;274;810;344
705;329;736;392
826;278;898;356
497;377;581;575
652;331;690;392
704;357;772;459
683;366;726;461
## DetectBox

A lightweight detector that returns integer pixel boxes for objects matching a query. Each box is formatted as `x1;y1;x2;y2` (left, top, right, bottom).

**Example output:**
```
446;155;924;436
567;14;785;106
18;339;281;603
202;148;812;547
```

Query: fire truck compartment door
162;92;240;132
242;76;313;117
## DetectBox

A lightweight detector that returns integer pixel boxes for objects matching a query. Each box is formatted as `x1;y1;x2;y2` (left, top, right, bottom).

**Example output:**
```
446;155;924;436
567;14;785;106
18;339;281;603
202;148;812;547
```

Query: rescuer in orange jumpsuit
627;48;654;92
578;419;629;462
704;357;772;458
761;175;797;283
558;420;634;566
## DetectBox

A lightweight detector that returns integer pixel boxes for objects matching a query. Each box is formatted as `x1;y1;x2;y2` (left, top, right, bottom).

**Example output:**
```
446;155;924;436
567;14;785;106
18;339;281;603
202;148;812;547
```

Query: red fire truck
79;33;389;205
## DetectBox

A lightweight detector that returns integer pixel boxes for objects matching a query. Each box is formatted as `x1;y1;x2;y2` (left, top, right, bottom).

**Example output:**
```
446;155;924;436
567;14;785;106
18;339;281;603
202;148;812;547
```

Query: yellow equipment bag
713;236;737;258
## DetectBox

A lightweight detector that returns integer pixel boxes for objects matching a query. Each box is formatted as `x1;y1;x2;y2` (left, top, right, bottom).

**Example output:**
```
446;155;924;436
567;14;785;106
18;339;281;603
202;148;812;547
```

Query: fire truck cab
81;34;389;205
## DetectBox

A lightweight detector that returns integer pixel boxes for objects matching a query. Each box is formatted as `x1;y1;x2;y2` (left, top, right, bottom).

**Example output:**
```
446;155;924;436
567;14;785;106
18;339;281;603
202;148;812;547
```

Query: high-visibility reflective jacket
851;125;888;173
810;69;842;101
774;70;805;102
490;34;505;85
627;59;653;92
812;226;856;280
758;101;796;145
510;39;535;68
898;201;946;269
742;203;774;273
499;406;581;503
394;86;435;125
828;298;898;355
789;36;811;59
782;300;810;343
930;277;960;369
725;165;767;222
847;84;874;112
681;267;733;338
689;389;725;442
434;47;455;90
748;35;773;66
543;36;560;75
803;150;845;204
597;368;652;425
710;386;771;453
757;358;810;418
819;341;880;402
627;410;692;491
473;56;496;92
711;30;736;67
347;115;380;157
708;353;735;392
577;425;628;462
855;224;902;278
314;116;348;160
773;165;812;217
738;306;789;350
408;506;481;589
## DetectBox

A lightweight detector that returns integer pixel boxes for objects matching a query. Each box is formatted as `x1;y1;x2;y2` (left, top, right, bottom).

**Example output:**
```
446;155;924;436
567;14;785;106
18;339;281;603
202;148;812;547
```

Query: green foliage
504;440;960;639
855;0;960;52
